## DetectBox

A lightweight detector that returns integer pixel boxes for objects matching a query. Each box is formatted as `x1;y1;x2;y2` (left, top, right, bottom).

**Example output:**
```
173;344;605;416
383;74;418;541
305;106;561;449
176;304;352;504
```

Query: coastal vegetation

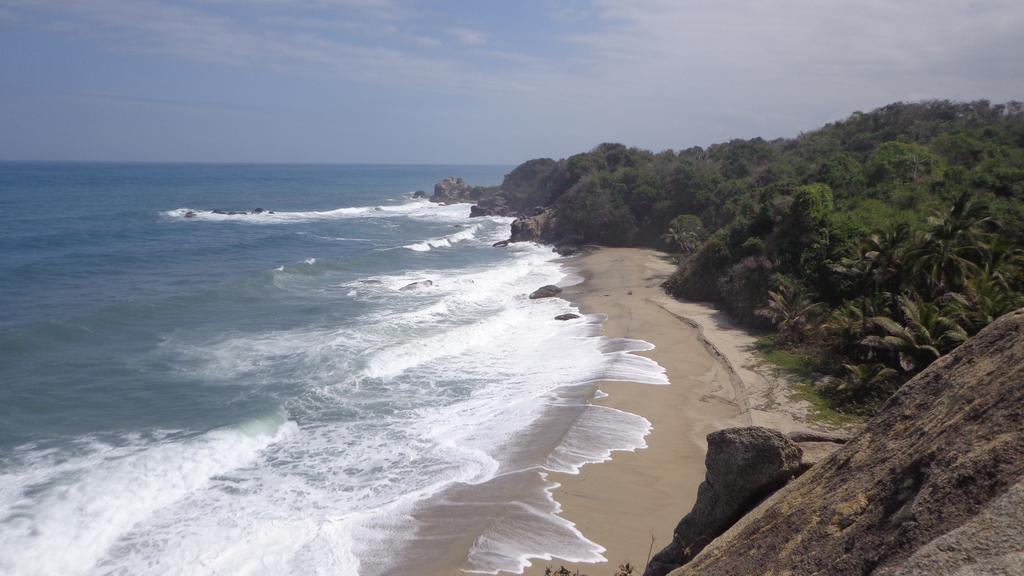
496;100;1024;415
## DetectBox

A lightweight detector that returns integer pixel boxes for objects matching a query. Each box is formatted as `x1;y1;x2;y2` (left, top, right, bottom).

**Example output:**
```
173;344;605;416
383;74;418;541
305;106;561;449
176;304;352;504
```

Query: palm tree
946;266;1024;333
757;279;827;344
907;192;993;295
980;234;1024;286
823;296;882;355
836;363;900;403
862;295;968;372
661;214;704;255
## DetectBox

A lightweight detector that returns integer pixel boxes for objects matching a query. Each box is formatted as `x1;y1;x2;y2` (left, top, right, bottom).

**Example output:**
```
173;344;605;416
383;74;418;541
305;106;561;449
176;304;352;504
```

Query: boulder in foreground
645;427;803;576
668;308;1024;576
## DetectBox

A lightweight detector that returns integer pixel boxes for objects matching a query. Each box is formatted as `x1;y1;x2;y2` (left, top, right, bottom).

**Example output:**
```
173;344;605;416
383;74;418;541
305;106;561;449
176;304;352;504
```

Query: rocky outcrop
413;190;428;199
669;308;1024;576
645;427;804;576
510;210;552;243
470;195;514;217
431;176;473;204
529;285;562;299
554;313;580;321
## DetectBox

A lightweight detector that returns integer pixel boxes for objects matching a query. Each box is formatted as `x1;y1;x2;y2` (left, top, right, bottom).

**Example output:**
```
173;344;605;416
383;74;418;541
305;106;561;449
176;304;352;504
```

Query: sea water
0;163;667;576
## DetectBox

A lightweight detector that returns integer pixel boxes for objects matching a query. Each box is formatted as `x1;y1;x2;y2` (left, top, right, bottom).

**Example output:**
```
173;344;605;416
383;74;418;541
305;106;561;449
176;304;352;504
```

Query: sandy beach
518;247;831;575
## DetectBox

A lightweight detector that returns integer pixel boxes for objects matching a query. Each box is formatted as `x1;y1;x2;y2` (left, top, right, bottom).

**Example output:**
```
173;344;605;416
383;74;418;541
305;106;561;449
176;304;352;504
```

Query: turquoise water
0;163;666;575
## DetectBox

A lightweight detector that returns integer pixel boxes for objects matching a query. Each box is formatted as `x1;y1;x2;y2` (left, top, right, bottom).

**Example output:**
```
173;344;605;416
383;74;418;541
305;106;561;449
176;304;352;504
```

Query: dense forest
499;100;1024;415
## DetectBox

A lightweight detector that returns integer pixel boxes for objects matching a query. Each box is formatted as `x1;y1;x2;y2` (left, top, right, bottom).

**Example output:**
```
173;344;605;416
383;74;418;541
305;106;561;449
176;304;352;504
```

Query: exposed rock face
510;210;552;243
470;196;514;217
431;176;473;204
529;285;562;299
492;239;511;248
645;427;804;576
670;308;1024;576
412;190;428;199
554;313;580;321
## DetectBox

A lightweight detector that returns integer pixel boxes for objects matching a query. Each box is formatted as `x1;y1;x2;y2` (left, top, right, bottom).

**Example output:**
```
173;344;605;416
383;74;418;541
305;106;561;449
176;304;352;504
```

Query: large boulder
670;309;1024;576
529;285;562;299
645;427;803;576
510;210;551;243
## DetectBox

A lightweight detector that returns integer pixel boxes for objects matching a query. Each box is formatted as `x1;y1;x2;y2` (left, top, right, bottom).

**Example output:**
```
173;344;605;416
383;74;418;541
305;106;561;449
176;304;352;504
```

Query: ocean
0;163;667;576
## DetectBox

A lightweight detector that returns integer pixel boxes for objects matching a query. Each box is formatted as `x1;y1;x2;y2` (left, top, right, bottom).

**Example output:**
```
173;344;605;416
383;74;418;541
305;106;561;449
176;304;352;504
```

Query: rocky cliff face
666;308;1024;576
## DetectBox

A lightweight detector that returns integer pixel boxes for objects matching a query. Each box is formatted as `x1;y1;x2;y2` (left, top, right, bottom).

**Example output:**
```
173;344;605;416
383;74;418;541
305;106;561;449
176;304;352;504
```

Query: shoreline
517;247;836;575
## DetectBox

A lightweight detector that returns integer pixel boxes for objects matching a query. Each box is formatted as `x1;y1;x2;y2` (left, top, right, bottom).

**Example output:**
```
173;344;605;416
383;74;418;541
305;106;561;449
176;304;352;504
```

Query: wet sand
518;248;747;575
400;247;826;576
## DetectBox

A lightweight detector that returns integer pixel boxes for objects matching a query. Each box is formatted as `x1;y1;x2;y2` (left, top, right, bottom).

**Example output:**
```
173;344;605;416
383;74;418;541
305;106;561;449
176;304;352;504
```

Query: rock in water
413;190;428;198
554;313;580;321
529;285;562;299
430;176;472;204
510;210;550;243
399;280;433;291
645;427;803;576
492;239;511;248
668;308;1024;576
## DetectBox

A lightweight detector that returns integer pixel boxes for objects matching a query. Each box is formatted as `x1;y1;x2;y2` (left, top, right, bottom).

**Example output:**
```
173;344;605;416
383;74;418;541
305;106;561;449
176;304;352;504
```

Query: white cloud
446;26;486;46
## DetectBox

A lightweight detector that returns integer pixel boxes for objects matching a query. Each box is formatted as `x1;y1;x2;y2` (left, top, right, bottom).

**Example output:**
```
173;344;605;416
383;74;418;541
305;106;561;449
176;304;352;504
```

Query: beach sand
401;247;832;576
518;247;831;576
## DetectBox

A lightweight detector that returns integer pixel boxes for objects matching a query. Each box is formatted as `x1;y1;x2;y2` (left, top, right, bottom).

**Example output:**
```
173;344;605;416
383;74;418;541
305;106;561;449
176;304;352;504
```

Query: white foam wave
163;200;471;224
0;415;297;576
403;223;482;252
39;240;672;575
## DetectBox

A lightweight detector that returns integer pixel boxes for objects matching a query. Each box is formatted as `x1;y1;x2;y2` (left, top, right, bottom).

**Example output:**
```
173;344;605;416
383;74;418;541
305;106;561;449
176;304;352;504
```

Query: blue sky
1;0;1022;164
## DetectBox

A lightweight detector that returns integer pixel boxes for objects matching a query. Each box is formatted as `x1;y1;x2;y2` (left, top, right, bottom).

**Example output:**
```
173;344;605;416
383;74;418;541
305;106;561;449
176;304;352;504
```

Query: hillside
479;100;1024;415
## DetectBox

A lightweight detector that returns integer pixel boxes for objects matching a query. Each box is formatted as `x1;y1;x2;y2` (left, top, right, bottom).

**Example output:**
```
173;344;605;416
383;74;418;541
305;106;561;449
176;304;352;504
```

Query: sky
0;0;1022;164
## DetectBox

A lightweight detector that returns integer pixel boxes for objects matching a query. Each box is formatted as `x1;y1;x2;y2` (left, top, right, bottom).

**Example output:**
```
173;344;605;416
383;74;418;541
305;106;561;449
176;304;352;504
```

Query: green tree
867;141;944;186
661;214;705;254
907;192;992;294
862;296;968;372
756;279;826;344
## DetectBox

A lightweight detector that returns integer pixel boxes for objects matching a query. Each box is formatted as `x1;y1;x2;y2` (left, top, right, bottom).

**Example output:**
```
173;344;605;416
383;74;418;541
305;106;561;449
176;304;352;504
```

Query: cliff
659;308;1024;575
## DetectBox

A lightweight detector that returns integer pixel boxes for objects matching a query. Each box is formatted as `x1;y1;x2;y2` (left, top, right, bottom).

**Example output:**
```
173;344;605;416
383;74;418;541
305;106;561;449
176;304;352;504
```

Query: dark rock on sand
554;245;578;257
529;285;562;299
399;280;433;291
669;308;1024;576
554;313;580;321
645;427;803;576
